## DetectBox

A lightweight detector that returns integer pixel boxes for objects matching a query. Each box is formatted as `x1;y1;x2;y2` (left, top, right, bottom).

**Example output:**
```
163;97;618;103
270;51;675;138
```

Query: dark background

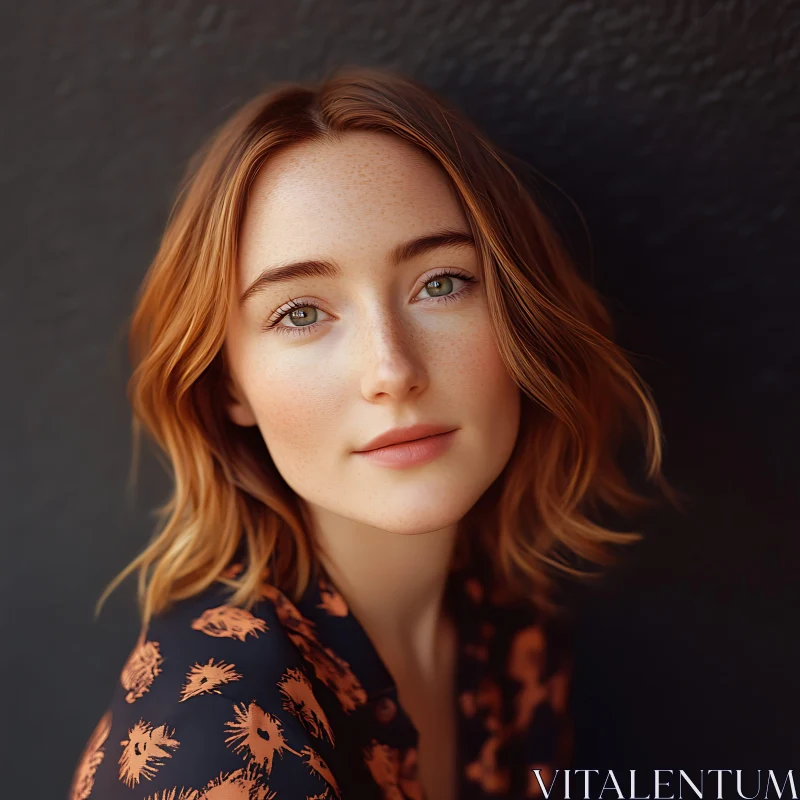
3;1;798;796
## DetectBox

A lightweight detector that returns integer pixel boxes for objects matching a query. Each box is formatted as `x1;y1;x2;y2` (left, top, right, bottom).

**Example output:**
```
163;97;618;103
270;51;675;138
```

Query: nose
358;307;429;403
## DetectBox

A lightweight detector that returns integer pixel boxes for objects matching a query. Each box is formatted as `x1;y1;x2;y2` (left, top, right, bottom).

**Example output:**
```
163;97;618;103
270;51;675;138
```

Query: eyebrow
239;228;476;307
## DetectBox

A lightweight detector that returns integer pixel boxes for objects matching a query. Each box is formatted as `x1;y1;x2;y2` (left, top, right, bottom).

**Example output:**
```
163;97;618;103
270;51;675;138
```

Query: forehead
238;131;468;271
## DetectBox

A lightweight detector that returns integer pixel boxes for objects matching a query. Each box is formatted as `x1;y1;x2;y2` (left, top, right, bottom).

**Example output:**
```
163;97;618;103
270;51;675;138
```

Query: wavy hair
96;64;686;629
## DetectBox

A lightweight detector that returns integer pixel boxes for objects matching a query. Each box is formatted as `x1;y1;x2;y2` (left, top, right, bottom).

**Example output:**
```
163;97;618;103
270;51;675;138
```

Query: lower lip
354;430;457;469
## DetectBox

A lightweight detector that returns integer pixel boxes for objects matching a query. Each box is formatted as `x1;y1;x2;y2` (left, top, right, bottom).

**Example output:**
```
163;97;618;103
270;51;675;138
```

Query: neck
306;503;459;681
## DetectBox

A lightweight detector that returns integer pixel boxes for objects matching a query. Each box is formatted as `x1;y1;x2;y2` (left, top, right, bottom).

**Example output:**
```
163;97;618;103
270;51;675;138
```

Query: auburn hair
96;64;686;630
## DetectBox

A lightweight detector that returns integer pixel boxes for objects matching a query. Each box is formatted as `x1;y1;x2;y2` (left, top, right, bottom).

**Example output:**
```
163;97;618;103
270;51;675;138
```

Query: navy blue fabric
69;554;573;800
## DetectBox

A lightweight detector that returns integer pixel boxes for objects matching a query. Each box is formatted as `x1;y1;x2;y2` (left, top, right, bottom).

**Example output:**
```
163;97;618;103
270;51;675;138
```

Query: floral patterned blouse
69;554;573;800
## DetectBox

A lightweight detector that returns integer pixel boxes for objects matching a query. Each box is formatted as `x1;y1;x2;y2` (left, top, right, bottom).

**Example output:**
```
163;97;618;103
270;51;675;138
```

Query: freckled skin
223;130;521;536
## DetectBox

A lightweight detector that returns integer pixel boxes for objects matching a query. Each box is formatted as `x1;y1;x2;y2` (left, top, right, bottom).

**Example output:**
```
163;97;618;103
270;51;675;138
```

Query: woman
69;65;681;800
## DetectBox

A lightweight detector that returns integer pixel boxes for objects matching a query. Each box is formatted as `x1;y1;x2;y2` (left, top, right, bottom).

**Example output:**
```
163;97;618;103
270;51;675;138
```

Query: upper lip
354;423;457;453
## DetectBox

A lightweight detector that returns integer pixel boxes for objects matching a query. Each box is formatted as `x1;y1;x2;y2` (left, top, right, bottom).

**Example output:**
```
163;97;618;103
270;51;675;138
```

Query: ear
224;373;258;428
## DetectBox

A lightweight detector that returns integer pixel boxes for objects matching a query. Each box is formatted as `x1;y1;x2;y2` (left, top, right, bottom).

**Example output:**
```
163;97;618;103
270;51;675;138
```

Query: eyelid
265;295;332;331
264;267;479;336
412;267;475;301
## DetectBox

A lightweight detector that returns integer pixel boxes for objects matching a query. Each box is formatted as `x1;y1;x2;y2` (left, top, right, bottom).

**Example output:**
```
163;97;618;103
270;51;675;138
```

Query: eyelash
263;269;479;339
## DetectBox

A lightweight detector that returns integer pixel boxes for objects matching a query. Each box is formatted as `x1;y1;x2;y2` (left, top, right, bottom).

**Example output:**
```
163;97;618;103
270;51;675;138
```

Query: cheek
436;317;519;408
442;320;521;458
245;352;348;478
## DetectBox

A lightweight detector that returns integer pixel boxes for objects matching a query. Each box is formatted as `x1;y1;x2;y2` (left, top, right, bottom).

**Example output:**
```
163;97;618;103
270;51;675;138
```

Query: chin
354;493;478;536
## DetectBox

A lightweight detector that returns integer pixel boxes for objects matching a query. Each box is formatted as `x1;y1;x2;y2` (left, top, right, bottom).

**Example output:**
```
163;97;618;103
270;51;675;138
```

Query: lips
354;423;457;453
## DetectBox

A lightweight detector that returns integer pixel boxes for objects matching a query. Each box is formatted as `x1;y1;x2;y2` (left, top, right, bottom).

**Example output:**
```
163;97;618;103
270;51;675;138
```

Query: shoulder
96;575;307;719
71;577;340;800
138;577;294;693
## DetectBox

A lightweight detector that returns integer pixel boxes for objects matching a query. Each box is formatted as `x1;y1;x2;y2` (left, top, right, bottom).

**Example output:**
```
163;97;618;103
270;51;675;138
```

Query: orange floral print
261;583;367;712
121;633;164;703
507;625;548;733
67;562;571;799
459;689;477;717
464;620;494;662
316;576;348;617
464;729;511;795
474;676;504;728
278;666;335;745
398;747;424;800
224;700;301;775
69;710;111;800
180;658;242;702
464;675;512;794
143;789;199;800
363;741;396;790
299;746;342;800
190;605;268;641
507;625;546;681
362;741;423;800
118;720;180;787
464;577;484;605
201;763;277;800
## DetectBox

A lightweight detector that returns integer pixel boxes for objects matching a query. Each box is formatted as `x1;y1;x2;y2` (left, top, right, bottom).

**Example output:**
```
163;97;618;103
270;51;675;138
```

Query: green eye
425;276;454;297
287;306;317;327
266;269;478;340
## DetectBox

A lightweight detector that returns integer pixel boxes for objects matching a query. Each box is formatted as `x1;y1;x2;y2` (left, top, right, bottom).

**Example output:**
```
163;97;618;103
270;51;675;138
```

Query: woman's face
223;131;521;535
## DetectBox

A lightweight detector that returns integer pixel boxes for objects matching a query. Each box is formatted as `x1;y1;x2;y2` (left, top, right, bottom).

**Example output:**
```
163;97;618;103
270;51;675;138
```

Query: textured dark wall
3;1;798;796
